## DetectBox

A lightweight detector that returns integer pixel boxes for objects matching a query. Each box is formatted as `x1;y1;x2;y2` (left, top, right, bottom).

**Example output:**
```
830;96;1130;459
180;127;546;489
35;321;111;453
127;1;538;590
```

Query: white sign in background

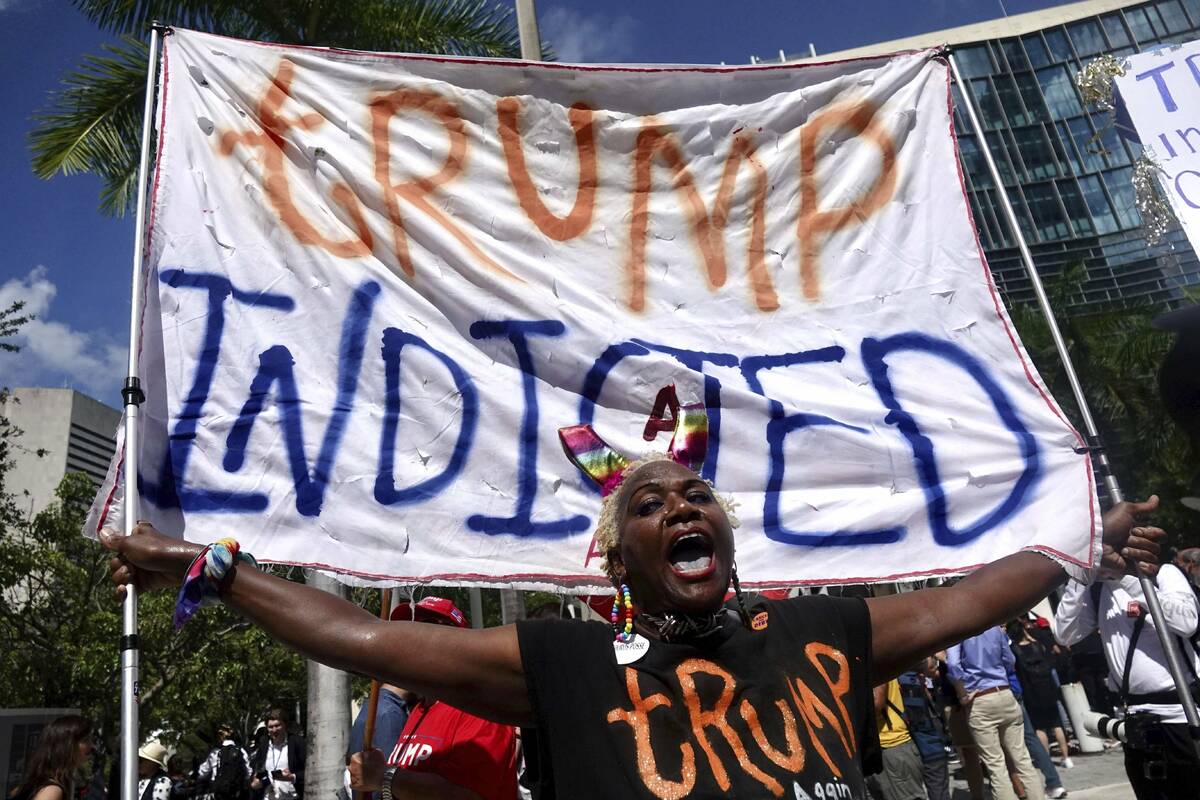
87;30;1098;590
1116;41;1200;250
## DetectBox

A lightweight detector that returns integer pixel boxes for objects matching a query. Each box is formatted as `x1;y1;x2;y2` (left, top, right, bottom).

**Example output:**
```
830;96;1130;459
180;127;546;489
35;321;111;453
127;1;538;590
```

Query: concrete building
793;0;1200;312
1;388;120;518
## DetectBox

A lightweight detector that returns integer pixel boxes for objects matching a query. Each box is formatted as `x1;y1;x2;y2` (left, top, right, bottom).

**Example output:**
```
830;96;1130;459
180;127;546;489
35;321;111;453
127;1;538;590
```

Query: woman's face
612;460;734;616
75;736;93;767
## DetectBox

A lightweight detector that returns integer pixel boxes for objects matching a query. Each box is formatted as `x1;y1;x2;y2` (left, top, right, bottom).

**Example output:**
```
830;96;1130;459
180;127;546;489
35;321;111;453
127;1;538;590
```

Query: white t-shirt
1055;564;1200;723
264;741;296;800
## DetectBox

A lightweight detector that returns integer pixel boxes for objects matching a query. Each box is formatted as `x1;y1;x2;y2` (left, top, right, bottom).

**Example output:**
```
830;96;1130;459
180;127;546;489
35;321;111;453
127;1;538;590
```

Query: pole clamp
122;377;146;407
120;634;140;651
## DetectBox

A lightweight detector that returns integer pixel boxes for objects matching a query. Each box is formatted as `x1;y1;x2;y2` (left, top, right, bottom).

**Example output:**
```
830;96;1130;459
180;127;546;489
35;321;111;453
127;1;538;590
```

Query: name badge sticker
614;634;650;665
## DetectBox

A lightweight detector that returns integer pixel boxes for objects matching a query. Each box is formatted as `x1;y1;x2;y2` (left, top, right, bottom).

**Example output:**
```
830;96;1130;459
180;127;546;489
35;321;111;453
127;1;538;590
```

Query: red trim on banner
940;58;1097;570
180;27;928;75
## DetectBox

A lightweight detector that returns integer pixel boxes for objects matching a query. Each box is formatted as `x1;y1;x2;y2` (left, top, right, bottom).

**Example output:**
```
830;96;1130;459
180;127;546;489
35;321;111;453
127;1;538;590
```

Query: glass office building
794;0;1200;312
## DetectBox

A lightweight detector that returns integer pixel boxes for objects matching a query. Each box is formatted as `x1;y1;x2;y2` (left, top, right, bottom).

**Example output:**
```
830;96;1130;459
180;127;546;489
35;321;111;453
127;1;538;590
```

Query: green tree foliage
0;473;307;751
31;0;538;215
1006;265;1200;546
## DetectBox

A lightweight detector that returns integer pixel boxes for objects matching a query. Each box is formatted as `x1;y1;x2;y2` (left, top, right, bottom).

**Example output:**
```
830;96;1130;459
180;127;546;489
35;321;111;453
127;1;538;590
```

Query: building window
971;78;1007;129
1157;0;1192;32
1126;7;1163;41
1014;71;1049;122
1184;0;1200;25
1024;182;1071;240
1101;13;1132;46
1044;27;1075;62
1098;123;1131;166
1037;65;1084;119
1068;19;1107;56
957;45;994;78
1103;167;1140;228
999;38;1030;71
1067;117;1106;172
995;73;1030;126
986;131;1017;184
1057;178;1095;235
1056;121;1083;173
1013;125;1061;179
1023;33;1052;67
957;135;994;188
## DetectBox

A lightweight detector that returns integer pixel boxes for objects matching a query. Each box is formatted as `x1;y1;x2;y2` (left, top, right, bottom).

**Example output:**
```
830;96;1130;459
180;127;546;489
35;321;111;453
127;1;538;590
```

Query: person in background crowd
867;678;926;800
198;725;251;800
1178;548;1200;590
138;743;173;800
8;716;93;800
938;653;986;800
1006;621;1072;769
342;605;414;800
948;628;1044;800
1055;557;1200;800
166;755;195;800
1005;665;1066;799
351;597;518;800
250;710;304;800
899;659;951;800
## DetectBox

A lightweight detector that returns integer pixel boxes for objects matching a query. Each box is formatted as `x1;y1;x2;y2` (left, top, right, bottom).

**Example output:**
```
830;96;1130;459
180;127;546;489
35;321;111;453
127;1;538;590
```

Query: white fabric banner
87;29;1098;590
1115;40;1200;248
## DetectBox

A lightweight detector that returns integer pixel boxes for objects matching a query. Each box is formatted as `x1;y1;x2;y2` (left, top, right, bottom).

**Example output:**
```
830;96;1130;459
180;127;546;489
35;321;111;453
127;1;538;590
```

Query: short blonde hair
594;453;740;582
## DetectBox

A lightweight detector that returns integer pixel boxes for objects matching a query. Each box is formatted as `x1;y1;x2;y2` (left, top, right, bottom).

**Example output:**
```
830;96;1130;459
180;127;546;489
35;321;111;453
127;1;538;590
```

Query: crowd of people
7;385;1193;799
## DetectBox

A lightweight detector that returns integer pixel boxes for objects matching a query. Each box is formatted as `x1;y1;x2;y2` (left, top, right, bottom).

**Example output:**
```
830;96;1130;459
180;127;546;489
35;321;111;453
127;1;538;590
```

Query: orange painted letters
626;125;779;313
218;60;372;258
498;97;597;241
606;669;697;800
797;100;897;302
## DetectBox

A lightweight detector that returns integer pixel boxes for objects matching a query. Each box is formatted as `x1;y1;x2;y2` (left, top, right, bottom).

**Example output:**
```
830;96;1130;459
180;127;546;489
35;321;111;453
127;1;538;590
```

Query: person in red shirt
358;597;518;800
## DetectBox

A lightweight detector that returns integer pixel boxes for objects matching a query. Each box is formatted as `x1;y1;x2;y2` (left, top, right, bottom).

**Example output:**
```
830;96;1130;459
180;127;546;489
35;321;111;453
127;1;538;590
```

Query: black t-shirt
517;595;878;799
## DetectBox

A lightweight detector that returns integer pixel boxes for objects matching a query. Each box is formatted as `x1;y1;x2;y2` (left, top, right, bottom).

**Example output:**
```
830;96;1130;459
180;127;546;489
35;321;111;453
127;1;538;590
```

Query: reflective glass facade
951;0;1200;310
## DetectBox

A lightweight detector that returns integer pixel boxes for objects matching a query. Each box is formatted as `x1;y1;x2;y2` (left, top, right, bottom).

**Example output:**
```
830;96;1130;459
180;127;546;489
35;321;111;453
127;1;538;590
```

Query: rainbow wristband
173;538;258;630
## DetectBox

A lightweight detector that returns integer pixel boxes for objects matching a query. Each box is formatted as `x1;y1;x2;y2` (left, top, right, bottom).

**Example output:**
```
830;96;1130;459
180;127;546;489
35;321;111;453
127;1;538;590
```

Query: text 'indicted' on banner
86;29;1099;591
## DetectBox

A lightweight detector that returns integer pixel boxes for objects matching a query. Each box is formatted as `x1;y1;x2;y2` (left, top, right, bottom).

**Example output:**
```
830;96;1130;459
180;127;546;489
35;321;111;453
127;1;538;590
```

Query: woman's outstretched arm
104;523;532;726
865;497;1164;683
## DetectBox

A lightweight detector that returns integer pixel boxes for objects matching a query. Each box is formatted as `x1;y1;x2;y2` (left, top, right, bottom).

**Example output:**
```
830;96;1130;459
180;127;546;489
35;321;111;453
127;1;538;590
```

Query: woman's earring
611;583;635;642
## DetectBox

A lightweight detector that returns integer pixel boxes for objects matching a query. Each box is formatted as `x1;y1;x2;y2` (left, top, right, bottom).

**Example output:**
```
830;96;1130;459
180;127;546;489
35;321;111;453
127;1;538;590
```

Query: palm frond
335;0;522;57
71;0;222;36
29;36;148;216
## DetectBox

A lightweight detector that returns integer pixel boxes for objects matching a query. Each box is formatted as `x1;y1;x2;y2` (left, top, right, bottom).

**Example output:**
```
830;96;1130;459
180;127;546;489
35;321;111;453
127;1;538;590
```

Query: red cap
390;596;468;628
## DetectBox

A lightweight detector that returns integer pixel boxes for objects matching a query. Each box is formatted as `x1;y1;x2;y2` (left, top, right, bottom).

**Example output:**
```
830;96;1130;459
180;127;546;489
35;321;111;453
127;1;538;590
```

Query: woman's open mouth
667;530;716;578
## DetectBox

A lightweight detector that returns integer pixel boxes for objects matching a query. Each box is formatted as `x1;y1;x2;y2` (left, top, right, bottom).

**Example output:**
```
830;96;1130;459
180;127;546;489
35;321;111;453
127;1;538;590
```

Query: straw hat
138;742;169;771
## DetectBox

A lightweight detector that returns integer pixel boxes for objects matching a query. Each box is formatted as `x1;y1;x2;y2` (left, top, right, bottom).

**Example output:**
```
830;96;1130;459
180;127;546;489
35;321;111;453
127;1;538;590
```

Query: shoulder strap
1121;607;1148;703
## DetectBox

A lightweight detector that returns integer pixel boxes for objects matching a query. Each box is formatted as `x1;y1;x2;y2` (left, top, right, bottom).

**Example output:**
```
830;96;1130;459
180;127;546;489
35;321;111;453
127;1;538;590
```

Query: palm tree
30;1;539;216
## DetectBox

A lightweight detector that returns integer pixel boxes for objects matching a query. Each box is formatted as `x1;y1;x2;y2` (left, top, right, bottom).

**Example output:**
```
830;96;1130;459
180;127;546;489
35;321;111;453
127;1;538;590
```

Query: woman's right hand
102;522;203;600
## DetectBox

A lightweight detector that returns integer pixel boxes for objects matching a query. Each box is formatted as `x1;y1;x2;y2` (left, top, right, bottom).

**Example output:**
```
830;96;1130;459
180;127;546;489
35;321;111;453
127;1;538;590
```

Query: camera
1082;711;1168;781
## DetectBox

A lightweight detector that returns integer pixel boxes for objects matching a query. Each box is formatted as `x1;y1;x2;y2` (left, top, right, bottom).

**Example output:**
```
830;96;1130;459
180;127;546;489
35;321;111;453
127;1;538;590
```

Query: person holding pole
1054;560;1200;799
105;387;1165;798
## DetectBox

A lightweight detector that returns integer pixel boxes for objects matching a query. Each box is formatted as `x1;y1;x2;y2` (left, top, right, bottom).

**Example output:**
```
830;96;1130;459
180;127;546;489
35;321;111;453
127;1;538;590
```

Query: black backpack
210;745;248;800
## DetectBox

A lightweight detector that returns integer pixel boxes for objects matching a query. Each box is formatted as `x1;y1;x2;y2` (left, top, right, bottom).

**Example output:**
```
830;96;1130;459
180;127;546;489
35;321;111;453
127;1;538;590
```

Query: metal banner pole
120;23;164;800
948;52;1200;739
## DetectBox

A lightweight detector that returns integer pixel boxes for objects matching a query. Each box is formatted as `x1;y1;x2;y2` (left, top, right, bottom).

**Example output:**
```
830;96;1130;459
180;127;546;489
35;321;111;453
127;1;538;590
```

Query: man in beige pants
947;628;1043;800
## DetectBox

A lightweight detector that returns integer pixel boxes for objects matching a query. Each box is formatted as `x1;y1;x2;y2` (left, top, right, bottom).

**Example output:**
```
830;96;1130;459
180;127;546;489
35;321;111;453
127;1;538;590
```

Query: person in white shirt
1055;563;1200;799
197;725;252;800
250;709;305;800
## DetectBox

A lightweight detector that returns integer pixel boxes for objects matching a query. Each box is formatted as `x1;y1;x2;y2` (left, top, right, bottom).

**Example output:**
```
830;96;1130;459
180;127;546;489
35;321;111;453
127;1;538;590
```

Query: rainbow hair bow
558;384;709;496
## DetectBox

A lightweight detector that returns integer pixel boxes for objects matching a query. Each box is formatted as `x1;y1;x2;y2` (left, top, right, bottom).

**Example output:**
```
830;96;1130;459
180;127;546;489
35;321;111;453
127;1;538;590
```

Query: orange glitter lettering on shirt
740;697;805;775
676;658;783;796
369;89;519;281
626;124;779;313
218;60;372;258
606;668;696;800
787;676;850;778
497;97;597;241
797;100;897;302
805;642;854;747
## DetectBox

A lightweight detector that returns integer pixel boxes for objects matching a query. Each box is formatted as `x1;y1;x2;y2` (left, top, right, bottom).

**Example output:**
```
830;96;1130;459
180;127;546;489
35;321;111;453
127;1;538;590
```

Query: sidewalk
949;747;1134;800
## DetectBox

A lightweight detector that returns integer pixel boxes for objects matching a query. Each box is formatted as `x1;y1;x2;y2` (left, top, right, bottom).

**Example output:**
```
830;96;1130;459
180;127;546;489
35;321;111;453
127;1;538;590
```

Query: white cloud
541;6;637;64
0;266;128;402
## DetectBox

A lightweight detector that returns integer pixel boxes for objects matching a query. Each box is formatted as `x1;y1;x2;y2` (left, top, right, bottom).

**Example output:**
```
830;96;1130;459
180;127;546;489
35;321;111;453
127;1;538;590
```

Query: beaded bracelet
173;538;258;630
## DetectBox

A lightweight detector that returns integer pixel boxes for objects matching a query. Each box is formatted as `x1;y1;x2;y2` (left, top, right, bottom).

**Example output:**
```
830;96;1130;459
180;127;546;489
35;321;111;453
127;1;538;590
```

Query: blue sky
0;0;1080;405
